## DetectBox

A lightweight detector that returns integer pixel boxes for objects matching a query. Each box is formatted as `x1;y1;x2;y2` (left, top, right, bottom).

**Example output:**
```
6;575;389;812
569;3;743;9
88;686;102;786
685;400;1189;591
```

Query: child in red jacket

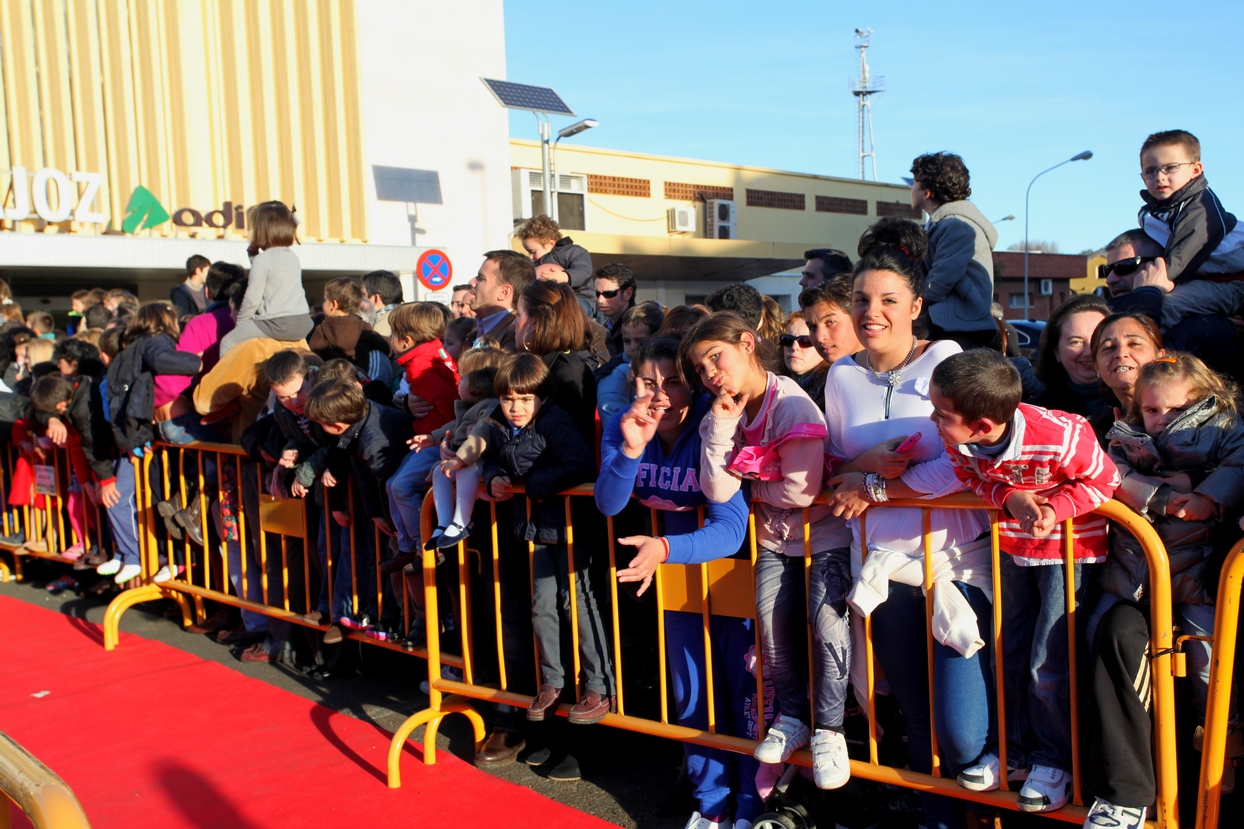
930;348;1119;815
389;303;459;434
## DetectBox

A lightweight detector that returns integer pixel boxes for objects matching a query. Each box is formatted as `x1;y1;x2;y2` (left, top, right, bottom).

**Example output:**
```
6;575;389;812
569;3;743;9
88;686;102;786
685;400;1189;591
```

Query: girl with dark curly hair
910;152;1000;349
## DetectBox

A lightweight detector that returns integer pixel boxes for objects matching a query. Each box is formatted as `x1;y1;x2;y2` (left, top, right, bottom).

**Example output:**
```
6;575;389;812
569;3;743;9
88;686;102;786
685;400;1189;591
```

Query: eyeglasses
1098;256;1157;280
1140;162;1195;180
596;288;622;298
779;334;813;349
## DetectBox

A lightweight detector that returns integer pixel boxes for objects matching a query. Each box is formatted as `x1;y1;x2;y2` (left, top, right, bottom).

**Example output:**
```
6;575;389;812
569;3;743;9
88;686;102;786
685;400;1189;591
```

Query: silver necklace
865;336;918;419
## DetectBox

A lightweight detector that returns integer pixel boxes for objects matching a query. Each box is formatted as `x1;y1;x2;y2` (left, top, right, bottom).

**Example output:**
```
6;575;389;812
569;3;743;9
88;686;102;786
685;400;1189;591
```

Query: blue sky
504;0;1244;254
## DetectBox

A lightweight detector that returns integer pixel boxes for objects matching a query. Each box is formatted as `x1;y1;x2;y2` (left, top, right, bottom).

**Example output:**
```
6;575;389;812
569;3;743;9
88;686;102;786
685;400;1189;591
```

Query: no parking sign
416;249;452;291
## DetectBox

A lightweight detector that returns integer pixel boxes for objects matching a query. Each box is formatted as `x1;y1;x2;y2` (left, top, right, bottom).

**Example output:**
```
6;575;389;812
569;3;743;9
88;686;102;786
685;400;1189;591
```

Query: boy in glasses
1136;130;1244;329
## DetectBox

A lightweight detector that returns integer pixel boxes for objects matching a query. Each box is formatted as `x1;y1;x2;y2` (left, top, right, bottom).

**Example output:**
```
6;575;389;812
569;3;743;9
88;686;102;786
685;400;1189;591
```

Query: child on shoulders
220;201;313;354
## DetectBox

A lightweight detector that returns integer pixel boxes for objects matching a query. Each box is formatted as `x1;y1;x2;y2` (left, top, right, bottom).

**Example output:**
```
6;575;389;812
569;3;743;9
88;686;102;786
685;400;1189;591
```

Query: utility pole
850;28;885;181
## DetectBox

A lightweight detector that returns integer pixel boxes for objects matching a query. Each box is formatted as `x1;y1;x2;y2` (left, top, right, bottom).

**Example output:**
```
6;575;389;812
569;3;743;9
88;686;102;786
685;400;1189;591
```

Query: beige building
509;140;919;310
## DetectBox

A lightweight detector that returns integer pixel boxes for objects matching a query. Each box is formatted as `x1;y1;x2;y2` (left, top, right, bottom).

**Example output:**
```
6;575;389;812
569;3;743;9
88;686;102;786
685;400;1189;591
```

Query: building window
815;195;868;215
876;201;922;219
588;175;651;198
1008;293;1033;310
664;182;734;202
745;189;805;210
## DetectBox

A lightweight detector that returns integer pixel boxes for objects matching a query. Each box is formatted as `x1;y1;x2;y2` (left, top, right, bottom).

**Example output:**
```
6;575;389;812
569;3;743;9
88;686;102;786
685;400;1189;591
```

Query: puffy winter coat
923;200;998;334
1102;396;1244;605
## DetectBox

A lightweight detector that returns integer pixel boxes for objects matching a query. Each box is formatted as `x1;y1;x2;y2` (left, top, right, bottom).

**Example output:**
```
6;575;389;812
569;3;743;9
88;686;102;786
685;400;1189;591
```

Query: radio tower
850;28;885;181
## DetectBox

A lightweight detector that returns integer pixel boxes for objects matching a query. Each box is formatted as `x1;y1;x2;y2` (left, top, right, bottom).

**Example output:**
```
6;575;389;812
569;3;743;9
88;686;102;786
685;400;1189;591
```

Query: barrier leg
101;585;164;650
387;696;486;787
168;591;194;628
0;554;10;583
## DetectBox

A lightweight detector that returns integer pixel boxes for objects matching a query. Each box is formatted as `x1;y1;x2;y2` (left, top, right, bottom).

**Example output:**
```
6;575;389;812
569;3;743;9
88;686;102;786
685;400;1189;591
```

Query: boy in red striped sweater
929;348;1119;815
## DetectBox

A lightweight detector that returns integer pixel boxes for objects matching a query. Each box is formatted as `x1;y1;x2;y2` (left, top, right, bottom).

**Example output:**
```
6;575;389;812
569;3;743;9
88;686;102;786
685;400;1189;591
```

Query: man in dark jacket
468;250;534;352
594;263;637;358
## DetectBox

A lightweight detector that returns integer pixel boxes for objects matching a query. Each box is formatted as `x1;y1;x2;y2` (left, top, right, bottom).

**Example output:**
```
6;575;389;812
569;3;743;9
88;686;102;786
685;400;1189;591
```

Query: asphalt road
0;559;691;829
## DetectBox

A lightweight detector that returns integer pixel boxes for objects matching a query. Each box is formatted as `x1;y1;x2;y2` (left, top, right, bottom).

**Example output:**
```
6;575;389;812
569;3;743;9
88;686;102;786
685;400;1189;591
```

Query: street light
995;214;1016;223
551;119;598;222
1023;151;1092;320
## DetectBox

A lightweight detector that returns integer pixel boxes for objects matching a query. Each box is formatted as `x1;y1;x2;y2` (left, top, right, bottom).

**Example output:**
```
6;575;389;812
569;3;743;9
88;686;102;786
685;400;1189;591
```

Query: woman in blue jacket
596;337;769;829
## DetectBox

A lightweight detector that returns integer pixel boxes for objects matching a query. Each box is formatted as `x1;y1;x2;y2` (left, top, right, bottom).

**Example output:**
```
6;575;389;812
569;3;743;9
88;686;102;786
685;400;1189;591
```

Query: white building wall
354;0;514;301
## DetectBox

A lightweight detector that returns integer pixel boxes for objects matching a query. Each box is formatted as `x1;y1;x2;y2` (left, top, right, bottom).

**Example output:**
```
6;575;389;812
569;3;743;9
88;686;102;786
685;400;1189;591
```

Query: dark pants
1085;601;1153;808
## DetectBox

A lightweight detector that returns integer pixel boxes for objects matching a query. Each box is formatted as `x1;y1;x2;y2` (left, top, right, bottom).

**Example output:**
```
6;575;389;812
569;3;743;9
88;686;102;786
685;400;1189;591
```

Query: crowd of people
2;130;1243;829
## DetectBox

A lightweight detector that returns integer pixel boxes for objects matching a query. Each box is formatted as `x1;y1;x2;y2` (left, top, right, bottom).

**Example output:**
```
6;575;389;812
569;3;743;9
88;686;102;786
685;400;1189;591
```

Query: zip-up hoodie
596;394;748;563
1139;175;1244;282
923;200;998;334
943;402;1119;561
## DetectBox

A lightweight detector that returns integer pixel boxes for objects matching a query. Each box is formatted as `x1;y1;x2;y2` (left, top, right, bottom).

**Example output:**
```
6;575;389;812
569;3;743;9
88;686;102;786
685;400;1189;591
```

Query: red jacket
395;339;459;435
944;403;1120;561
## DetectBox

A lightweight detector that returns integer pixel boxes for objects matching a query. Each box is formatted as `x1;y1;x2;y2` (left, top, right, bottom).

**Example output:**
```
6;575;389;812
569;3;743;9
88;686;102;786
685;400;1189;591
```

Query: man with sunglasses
594;263;637;358
1103;229;1239;372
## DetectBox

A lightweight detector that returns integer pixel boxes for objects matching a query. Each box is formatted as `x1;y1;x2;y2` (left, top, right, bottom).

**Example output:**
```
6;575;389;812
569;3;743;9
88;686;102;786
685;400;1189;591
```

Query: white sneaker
683;812;731;829
956;752;1028;792
115;563;143;584
153;564;176;584
1018;764;1071;812
1083;797;1145;829
753;714;810;764
96;559;121;576
810;728;850;789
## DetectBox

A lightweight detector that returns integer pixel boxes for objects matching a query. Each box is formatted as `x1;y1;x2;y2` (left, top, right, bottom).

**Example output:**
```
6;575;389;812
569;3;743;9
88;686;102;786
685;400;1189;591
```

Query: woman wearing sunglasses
779;311;829;404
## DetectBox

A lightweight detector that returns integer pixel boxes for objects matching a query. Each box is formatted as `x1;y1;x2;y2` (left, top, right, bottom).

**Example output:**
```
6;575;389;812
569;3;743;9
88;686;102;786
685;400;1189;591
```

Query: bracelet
659;537;670;563
863;472;889;504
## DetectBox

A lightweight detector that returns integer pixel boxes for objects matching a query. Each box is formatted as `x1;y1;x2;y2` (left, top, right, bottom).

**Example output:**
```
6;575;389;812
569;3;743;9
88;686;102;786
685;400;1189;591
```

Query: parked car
1009;320;1046;359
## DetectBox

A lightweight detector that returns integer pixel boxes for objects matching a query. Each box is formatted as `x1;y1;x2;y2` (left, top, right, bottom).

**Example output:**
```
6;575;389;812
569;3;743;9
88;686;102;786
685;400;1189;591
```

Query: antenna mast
850;28;885;181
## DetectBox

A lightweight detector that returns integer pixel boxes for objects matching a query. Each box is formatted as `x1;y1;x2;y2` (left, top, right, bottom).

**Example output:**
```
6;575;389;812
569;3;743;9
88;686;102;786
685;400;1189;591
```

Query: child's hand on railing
46;417;68;445
290;480;309;498
279;448;299;468
321;469;338;488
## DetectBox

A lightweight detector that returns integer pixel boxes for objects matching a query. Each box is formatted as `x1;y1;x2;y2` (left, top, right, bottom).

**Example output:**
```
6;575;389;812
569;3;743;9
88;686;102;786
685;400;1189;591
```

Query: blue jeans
667;611;768;822
316;510;378;622
530;542;614;696
157;411;225;445
386;447;440;553
754;547;852;728
999;556;1091;770
871;582;994;829
104;457;141;566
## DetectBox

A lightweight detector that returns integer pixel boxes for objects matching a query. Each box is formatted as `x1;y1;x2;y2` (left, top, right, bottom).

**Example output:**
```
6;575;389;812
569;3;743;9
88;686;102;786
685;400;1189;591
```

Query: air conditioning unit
667;206;695;234
704;199;737;240
1039;278;1054;296
511;169;588;230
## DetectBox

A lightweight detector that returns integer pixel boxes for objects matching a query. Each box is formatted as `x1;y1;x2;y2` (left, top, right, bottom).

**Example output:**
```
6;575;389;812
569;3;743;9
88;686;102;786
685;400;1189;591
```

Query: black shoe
436;522;472;550
157;496;183;541
424;527;447;551
520;745;553;767
546;752;581;781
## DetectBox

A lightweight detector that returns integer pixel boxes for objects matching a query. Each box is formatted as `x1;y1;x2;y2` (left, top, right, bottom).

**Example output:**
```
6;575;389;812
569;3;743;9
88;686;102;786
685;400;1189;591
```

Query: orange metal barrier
388;488;1181;828
97;441;426;659
0;729;92;829
1196;538;1244;829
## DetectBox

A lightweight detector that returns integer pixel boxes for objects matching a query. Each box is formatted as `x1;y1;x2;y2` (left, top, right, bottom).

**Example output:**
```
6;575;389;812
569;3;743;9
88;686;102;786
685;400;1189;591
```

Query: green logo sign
122;185;170;233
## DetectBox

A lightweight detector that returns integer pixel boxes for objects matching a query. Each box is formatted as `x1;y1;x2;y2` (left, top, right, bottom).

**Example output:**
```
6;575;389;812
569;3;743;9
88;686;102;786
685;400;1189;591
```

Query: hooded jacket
1103;396;1244;605
923;200;998;334
537;237;596;313
331;401;414;519
479;401;596;544
395;339;459;435
1138;175;1244;282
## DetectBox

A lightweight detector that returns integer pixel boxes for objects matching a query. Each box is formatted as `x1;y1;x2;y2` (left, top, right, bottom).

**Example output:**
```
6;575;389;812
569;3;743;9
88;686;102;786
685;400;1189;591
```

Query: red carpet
0;595;614;828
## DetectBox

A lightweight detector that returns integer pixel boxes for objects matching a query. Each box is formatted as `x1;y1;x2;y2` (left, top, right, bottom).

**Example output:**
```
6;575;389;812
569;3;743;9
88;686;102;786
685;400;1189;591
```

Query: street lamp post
549;119;598;222
1024;151;1092;320
995;214;1016;224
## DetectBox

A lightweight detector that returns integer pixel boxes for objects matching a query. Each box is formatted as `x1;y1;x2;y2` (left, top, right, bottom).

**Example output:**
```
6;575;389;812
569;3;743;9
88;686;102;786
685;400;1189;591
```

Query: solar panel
480;78;574;115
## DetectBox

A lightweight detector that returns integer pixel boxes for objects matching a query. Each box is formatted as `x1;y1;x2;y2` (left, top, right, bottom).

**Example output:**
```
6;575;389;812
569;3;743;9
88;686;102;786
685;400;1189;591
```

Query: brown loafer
186;608;233;634
323;624;345;645
567;689;614;725
475;730;526;765
527;684;563;722
239;642;273;663
300;610;325;625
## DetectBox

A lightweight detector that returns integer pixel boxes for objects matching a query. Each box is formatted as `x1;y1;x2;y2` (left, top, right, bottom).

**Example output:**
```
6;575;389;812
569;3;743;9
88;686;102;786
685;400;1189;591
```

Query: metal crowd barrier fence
388;488;1183;828
0;444;116;586
98;441;429;657
0;730;92;829
1197;538;1244;829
